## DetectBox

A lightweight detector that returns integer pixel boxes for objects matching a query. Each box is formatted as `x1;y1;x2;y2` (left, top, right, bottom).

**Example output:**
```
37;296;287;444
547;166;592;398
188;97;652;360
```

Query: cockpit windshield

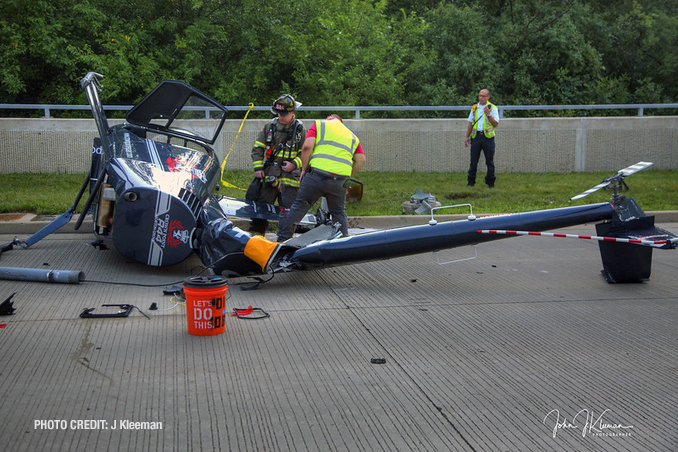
125;80;228;145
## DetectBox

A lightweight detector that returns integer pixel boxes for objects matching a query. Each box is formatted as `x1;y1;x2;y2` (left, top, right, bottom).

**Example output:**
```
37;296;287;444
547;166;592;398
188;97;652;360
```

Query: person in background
276;114;365;242
246;94;306;234
464;88;499;188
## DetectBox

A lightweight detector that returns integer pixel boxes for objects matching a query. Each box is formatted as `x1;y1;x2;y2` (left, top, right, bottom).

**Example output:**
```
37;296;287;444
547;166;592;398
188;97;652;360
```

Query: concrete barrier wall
1;116;676;174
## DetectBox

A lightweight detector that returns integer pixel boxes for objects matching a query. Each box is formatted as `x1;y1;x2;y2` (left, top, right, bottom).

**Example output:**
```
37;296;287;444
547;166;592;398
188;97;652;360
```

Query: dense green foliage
2;170;676;216
1;0;677;118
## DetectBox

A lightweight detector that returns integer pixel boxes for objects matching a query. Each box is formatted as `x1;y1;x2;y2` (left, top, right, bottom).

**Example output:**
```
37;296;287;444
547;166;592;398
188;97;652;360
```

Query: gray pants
277;170;348;241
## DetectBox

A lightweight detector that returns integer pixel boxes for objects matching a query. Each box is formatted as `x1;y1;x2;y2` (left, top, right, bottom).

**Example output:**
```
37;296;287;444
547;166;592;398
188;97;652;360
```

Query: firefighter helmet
271;94;301;115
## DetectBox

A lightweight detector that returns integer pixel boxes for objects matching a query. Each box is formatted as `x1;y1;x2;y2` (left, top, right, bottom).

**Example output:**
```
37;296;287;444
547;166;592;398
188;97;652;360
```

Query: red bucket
184;276;228;336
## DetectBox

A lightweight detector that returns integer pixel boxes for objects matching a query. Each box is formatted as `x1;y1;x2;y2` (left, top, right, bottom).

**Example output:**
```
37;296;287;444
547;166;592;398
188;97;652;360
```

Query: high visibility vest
470;102;497;139
309;120;359;176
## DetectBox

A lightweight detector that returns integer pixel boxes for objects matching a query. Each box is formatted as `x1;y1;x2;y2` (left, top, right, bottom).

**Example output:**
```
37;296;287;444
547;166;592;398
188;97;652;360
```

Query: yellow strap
220;103;255;190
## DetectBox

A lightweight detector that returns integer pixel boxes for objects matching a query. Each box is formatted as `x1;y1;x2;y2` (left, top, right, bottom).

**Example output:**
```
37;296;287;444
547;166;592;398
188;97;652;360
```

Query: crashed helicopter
5;73;677;284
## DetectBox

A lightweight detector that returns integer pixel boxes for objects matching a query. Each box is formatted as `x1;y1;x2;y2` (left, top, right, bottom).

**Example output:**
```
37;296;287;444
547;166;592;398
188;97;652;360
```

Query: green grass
1;170;676;216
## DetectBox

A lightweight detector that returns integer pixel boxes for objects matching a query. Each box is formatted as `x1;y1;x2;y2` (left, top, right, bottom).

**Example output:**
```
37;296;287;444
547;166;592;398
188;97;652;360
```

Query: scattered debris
401;187;442;214
0;293;16;315
163;286;183;295
80;304;150;319
231;306;269;319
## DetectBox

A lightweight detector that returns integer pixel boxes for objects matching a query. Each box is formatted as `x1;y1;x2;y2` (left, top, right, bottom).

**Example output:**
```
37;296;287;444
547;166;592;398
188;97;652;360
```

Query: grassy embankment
1;170;676;216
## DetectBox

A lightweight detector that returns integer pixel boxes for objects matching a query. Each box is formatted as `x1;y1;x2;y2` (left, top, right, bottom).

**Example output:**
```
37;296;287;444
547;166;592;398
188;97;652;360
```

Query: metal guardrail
2;103;678;119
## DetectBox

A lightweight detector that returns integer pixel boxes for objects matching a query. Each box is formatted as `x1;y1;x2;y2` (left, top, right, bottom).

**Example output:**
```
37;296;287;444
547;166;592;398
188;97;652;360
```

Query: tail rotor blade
619;161;654;176
570;180;612;200
571;161;654;201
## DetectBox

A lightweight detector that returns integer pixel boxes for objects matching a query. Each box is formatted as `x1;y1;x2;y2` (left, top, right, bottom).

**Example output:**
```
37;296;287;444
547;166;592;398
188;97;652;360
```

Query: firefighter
246;94;306;234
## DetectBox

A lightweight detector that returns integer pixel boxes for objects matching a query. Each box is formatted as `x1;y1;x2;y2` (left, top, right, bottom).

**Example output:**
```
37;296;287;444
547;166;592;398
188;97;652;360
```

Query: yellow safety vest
309;120;359;177
470;102;497;139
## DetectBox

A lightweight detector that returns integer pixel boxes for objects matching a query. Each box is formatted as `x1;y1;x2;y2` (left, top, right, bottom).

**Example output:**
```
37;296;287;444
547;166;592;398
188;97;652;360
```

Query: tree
1;0;677;116
418;4;501;107
0;0;97;105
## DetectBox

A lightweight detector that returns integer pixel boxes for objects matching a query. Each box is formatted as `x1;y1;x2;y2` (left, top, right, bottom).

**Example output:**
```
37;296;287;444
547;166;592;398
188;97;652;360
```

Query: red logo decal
166;157;205;181
167;220;190;248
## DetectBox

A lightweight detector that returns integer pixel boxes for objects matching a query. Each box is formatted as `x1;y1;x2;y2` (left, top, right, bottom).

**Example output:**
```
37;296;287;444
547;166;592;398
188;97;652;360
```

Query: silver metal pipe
0;267;85;284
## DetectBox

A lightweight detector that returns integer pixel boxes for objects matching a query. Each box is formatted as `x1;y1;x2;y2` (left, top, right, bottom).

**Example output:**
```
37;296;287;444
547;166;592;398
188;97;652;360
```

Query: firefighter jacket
309;119;360;177
470;102;498;139
251;117;306;188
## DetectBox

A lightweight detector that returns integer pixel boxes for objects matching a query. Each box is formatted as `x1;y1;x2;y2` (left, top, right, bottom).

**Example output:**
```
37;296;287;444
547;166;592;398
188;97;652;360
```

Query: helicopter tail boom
277;202;616;271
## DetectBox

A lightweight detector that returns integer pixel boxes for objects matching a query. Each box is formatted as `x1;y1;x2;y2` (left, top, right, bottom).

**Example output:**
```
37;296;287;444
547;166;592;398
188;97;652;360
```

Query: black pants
468;134;496;186
249;183;298;234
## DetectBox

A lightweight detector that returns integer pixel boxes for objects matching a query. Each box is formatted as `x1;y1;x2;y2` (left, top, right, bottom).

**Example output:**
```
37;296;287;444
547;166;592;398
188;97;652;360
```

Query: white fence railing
2;103;678;119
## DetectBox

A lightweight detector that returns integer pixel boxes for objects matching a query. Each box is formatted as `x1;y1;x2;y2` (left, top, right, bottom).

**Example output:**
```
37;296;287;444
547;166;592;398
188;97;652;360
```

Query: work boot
248;219;268;236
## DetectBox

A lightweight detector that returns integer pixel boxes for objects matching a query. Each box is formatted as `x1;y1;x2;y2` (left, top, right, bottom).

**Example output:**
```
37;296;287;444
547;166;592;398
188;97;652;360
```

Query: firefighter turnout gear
247;98;306;234
251;117;305;189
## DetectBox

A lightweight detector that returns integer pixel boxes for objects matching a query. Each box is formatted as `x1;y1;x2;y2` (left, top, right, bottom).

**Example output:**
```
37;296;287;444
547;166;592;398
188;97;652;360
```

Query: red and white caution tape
477;229;669;247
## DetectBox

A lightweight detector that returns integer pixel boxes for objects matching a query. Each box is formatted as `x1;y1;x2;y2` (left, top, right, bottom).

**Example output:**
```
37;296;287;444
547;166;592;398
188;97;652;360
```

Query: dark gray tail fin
596;217;654;283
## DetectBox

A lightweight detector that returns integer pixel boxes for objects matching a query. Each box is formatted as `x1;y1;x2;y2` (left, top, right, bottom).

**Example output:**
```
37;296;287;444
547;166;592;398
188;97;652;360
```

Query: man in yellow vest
464;88;499;188
276;115;366;242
